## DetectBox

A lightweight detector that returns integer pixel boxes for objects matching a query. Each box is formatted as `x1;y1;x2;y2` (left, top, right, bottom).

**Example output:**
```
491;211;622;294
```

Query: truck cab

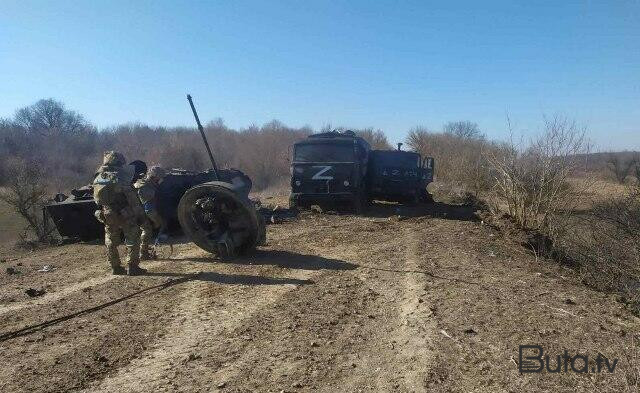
367;148;434;204
289;131;371;212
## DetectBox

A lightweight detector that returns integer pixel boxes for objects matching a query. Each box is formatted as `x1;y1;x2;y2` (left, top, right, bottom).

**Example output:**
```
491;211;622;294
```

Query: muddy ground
0;200;638;392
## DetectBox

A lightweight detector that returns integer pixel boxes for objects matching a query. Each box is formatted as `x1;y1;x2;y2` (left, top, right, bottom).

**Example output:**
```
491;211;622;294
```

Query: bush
554;185;640;311
607;154;636;184
486;116;589;230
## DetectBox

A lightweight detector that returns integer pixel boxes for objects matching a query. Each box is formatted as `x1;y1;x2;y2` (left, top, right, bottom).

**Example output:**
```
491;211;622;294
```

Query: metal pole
187;94;219;180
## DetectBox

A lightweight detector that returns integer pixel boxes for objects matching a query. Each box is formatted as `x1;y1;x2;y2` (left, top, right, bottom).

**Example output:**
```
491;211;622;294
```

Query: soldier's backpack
93;167;133;207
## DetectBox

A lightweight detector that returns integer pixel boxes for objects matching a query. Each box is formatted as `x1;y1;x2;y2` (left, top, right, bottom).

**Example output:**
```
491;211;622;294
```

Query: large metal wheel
177;182;264;258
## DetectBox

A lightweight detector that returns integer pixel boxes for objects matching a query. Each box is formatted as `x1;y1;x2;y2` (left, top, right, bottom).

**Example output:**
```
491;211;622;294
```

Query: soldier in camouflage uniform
134;165;167;260
93;151;147;276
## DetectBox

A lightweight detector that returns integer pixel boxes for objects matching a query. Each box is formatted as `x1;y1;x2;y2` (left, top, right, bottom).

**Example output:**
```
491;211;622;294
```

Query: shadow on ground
364;201;479;221
144;271;314;286
169;249;357;271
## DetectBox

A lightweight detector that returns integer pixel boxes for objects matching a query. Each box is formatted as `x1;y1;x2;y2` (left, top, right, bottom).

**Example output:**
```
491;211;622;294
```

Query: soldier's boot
126;242;147;276
112;266;127;275
128;265;148;276
107;245;126;275
140;245;155;261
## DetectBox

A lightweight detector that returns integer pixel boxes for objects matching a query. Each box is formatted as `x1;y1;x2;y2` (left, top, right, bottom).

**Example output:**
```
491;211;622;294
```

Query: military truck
289;130;371;213
367;144;434;204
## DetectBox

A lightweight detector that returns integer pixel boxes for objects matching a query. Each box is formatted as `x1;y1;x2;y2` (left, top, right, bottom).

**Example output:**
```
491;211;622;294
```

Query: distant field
0;195;25;246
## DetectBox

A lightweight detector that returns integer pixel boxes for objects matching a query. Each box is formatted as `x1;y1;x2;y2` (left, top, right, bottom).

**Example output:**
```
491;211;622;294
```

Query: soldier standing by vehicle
134;165;167;260
92;151;148;276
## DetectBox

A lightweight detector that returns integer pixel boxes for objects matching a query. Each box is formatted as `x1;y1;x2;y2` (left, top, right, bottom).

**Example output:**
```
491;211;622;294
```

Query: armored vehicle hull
44;167;264;257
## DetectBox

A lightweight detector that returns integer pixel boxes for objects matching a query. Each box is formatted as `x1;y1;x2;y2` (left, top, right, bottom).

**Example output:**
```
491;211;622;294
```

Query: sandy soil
0;201;638;392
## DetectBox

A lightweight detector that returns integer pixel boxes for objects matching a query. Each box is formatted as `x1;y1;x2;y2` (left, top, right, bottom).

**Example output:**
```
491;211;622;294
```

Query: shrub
487;116;589;230
607;154;636;184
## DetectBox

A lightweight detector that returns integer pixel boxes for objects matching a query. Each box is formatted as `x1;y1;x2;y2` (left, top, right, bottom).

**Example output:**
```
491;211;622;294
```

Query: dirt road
0;203;638;392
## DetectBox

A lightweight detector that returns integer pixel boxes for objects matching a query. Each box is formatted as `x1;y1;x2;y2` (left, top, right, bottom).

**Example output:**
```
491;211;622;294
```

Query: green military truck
289;131;371;213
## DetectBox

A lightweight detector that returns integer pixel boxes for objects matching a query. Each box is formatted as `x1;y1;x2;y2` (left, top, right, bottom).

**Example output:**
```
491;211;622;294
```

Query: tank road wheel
177;183;264;259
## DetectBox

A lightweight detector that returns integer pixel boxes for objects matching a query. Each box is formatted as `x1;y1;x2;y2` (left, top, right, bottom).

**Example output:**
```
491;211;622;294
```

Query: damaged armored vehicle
44;95;265;258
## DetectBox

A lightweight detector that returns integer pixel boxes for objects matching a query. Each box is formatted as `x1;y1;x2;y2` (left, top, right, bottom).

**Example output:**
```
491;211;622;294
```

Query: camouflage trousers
102;207;141;269
140;210;164;256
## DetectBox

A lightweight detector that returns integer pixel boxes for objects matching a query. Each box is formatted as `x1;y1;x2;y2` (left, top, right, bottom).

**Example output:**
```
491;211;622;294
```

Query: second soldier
134;165;167;260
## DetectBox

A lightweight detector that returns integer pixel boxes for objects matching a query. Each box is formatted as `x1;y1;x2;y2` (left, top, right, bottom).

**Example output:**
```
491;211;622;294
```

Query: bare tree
355;128;391;150
406;126;432;154
407;126;499;199
606;154;635;184
0;159;55;243
14;98;88;137
443;121;482;139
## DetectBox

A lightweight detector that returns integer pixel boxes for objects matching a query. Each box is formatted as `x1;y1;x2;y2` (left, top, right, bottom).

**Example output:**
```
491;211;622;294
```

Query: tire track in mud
167;217;438;392
89;265;320;393
87;220;367;393
393;224;437;390
331;219;437;392
0;247;212;393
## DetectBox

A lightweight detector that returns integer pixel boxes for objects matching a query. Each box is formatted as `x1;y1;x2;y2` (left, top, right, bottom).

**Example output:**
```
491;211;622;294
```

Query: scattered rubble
25;288;46;297
6;267;19;275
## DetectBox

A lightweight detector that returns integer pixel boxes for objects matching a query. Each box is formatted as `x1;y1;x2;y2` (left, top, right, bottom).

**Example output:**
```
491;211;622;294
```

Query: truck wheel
178;182;262;258
353;192;368;215
420;189;434;204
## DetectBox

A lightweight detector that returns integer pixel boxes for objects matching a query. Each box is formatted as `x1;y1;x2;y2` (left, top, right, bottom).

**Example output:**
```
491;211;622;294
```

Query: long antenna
187;94;219;180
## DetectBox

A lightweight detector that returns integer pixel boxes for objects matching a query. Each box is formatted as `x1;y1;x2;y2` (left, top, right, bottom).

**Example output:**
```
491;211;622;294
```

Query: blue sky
1;0;638;150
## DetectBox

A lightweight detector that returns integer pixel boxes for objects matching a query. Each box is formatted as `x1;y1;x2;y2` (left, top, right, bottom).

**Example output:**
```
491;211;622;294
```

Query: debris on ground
258;206;298;225
38;265;57;273
25;288;46;297
183;353;201;364
6;267;19;275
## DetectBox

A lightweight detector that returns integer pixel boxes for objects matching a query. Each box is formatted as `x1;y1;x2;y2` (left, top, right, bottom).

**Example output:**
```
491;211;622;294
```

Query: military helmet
102;151;126;167
147;165;167;180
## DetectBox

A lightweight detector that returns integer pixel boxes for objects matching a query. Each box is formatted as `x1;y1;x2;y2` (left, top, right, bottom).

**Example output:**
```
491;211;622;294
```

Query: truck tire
353;191;369;215
178;182;263;258
419;189;434;204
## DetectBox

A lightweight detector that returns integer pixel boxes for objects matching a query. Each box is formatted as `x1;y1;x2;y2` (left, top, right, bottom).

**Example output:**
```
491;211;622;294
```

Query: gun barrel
187;94;219;180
